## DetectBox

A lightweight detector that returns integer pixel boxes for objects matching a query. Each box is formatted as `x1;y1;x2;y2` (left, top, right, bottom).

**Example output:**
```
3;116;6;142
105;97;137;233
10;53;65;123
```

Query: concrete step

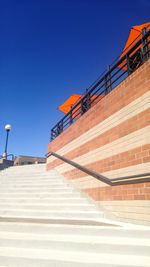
0;188;76;193
0;247;149;266
0;197;89;204
0;180;70;188
0;192;82;198
0;172;56;176
0;175;62;179
0;170;47;175
0;210;103;219
0;204;96;211
0;172;50;176
2;166;46;172
0;231;149;256
0;178;65;183
0;183;70;188
0;171;58;175
0;165;149;267
0;223;149;238
0;171;47;175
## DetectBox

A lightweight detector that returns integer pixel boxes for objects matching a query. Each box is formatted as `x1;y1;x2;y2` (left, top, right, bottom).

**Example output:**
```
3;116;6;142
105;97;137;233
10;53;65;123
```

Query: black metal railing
50;26;150;141
0;154;15;161
46;151;150;186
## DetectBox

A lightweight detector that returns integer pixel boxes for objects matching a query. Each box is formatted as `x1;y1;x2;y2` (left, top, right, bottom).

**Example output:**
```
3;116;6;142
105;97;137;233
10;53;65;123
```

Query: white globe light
5;124;12;131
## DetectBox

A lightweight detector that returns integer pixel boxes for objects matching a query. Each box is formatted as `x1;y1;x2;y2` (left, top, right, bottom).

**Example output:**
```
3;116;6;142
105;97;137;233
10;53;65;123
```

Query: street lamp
3;124;12;159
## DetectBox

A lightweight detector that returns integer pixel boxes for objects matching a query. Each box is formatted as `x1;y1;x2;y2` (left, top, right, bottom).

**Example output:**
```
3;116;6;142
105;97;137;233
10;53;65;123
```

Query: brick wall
47;60;150;225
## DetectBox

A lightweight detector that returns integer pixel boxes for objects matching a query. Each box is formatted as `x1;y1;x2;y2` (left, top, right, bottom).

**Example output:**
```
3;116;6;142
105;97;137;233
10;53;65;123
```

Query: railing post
57;121;63;135
105;65;112;94
81;98;84;115
81;97;86;115
51;129;54;141
126;53;132;76
70;106;73;125
81;90;91;115
142;27;149;62
86;89;91;110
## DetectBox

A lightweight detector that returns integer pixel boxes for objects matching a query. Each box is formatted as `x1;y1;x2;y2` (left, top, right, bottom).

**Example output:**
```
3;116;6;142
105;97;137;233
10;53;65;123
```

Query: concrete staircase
0;164;149;266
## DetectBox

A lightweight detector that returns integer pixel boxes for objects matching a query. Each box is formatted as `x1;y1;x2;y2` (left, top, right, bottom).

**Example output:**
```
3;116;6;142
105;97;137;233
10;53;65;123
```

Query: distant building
14;155;46;166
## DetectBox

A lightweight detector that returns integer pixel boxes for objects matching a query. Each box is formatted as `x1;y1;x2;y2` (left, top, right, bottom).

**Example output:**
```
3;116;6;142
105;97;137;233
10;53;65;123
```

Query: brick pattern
47;60;150;206
48;60;150;153
47;90;149;163
49;126;149;176
48;129;150;175
61;144;150;180
83;182;150;201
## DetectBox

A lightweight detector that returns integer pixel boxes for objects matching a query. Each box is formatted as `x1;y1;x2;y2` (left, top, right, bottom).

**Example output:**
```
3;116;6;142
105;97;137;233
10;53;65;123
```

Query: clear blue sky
0;0;149;157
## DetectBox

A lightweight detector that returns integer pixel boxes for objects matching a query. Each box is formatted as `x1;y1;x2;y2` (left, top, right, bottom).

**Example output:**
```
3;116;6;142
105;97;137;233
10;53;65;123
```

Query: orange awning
58;94;104;120
58;94;82;114
120;22;150;59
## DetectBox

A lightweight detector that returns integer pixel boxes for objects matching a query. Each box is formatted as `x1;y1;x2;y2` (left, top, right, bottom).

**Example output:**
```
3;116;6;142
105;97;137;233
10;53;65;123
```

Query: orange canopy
58;94;104;120
120;22;150;59
58;94;82;114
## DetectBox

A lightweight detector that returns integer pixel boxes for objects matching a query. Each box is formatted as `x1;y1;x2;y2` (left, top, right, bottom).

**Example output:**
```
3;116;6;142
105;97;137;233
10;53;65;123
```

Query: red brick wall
84;182;150;201
48;61;150;154
47;60;150;224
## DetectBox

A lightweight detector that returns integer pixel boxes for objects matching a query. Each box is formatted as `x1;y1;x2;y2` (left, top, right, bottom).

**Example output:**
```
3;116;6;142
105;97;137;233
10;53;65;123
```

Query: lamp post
3;124;12;159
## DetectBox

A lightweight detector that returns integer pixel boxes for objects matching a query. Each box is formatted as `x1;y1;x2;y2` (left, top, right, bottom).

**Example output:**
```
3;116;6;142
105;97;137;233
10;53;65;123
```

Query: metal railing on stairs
46;152;150;186
0;154;15;161
0;154;14;171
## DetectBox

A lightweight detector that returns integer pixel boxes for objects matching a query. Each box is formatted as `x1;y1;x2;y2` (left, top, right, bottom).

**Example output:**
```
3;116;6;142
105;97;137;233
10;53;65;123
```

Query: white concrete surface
0;164;149;266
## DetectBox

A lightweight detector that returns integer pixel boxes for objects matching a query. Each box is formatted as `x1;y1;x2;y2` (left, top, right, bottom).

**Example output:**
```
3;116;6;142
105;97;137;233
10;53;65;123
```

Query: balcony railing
50;26;150;141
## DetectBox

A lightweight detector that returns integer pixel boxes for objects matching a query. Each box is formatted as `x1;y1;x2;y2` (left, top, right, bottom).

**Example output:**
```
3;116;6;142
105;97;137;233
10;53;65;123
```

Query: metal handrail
0;154;15;161
46;151;150;186
50;26;150;141
46;151;112;185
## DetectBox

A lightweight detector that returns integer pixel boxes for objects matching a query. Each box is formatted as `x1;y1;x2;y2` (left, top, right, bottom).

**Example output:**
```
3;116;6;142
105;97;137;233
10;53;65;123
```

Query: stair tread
0;165;149;267
0;247;149;266
0;231;149;246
